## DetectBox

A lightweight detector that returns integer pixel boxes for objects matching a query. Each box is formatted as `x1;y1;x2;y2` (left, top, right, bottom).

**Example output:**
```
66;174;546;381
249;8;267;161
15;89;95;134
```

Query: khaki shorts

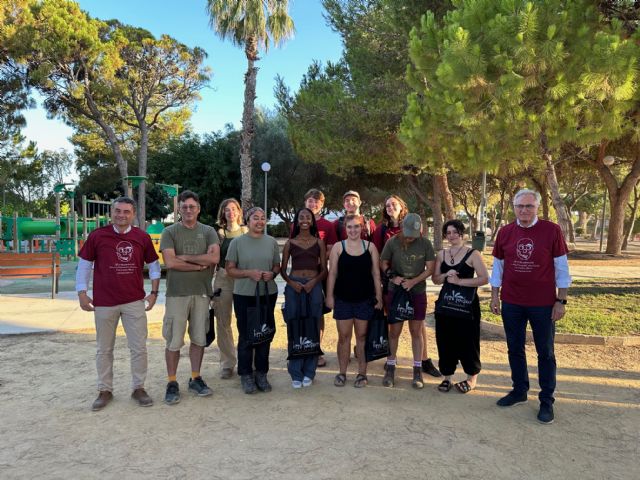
163;295;210;351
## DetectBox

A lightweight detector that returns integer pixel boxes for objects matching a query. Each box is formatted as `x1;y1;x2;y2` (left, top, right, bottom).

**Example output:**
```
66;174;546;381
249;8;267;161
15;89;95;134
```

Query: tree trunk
431;175;444;251
596;141;640;254
406;174;441;249
136;123;149;229
82;81;130;197
436;172;455;220
540;133;572;244
240;38;259;211
622;183;639;250
531;177;550;220
578;211;589;236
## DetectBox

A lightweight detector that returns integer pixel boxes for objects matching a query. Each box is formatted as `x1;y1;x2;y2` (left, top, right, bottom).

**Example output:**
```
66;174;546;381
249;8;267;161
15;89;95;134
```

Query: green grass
480;278;640;336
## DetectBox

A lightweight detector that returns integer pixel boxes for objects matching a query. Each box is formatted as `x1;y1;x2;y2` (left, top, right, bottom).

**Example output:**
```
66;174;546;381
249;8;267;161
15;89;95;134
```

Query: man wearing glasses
490;189;571;424
160;190;220;404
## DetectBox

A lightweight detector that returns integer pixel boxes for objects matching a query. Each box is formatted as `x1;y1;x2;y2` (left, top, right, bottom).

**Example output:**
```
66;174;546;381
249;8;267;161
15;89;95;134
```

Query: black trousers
435;312;481;376
234;293;278;376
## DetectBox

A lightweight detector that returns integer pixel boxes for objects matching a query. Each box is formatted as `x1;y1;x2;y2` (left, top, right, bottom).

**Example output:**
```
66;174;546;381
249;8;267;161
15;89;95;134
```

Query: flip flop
334;373;346;387
437;380;453;392
354;374;368;388
454;380;475;394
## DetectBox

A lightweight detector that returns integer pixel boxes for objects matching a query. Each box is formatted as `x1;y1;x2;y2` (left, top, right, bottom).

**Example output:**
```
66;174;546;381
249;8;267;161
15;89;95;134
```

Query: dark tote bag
287;291;323;360
388;286;414;324
434;250;477;320
365;308;389;362
434;282;476;319
205;288;221;348
246;281;276;346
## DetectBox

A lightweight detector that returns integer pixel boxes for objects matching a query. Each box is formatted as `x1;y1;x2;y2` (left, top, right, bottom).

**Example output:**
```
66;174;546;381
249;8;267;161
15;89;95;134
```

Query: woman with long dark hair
432;220;488;393
280;208;327;388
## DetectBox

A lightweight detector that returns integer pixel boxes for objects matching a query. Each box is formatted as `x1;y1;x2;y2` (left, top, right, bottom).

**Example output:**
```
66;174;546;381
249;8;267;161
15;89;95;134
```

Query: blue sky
21;0;344;151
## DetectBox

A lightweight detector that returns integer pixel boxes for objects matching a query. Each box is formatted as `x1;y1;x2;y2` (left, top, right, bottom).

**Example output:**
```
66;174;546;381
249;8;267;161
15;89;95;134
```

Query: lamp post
599;155;615;252
261;162;271;232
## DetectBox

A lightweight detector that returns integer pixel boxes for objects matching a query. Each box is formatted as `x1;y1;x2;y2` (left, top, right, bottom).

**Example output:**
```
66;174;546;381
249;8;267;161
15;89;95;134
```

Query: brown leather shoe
131;388;153;407
92;391;113;411
220;368;233;379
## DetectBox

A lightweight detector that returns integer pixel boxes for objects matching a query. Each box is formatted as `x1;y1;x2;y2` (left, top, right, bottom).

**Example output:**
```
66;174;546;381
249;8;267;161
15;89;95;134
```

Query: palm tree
206;0;294;210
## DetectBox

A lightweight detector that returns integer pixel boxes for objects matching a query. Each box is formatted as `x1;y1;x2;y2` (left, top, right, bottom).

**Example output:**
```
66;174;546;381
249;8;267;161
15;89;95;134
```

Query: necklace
449;246;462;265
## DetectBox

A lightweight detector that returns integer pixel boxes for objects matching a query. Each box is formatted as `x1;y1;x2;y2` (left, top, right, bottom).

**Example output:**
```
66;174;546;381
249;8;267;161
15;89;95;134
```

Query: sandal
317;356;327;368
454;380;475;394
334;373;347;387
354;374;368;388
437;380;453;392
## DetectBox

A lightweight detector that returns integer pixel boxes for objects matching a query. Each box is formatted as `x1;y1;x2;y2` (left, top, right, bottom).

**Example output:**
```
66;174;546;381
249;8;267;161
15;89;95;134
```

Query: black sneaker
188;376;213;397
240;374;257;394
496;390;528;407
421;358;442;377
382;364;395;387
412;366;424;389
164;381;180;405
537;403;554;424
255;372;272;392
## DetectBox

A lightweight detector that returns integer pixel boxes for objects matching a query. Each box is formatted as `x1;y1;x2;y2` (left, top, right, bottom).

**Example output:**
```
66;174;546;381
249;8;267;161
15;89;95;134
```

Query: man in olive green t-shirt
160;190;219;405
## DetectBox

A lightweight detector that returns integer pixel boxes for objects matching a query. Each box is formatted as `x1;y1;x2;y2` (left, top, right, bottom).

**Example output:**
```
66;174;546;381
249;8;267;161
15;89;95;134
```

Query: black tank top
334;240;375;302
440;248;481;317
289;240;320;271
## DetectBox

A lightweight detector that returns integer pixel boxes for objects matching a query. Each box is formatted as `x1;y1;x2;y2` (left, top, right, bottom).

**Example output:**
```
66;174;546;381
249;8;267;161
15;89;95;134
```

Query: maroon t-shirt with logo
492;220;568;306
79;226;159;307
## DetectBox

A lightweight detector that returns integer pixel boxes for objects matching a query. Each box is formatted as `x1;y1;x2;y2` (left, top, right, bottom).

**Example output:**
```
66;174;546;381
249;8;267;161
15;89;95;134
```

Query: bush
268;222;291;238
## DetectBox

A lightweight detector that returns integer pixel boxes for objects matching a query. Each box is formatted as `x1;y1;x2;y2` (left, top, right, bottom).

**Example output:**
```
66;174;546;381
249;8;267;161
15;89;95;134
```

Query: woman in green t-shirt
226;207;281;394
213;198;248;380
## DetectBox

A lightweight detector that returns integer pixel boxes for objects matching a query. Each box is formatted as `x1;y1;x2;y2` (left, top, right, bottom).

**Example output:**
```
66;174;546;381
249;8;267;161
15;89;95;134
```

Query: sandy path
1;319;639;480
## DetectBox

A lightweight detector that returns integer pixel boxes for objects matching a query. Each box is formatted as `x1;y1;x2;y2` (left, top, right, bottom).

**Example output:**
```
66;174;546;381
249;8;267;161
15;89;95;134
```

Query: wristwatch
555;298;568;305
149;291;159;296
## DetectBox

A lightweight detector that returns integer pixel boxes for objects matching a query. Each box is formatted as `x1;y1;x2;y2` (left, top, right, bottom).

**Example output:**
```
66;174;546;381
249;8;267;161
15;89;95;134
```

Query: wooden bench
0;252;61;298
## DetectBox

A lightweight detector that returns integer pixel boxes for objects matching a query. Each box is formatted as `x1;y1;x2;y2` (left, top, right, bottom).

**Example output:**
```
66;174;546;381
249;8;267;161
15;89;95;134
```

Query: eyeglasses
181;205;198;211
514;204;536;210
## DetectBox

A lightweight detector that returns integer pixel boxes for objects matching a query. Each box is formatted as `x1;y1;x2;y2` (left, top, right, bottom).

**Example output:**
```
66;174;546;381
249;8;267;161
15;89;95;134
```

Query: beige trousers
94;300;147;392
213;267;237;371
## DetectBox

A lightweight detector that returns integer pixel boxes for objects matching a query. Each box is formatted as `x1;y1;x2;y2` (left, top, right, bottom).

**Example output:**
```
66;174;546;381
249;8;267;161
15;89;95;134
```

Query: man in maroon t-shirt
333;190;376;242
489;189;571;425
76;196;161;411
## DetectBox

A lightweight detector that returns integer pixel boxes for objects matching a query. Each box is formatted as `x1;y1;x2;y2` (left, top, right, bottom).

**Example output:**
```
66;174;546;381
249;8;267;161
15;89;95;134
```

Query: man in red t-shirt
76;197;161;411
489;189;571;424
333;190;376;242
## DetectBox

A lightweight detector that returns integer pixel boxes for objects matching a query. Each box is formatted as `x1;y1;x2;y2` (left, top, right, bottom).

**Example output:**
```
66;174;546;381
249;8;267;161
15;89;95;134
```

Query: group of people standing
77;187;570;425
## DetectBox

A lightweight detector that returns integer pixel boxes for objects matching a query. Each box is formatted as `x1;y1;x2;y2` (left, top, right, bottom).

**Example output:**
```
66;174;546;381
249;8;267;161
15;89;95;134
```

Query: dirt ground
1;316;639;480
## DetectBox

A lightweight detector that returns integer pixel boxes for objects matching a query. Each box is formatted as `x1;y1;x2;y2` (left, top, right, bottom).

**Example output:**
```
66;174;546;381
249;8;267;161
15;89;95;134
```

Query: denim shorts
333;297;375;321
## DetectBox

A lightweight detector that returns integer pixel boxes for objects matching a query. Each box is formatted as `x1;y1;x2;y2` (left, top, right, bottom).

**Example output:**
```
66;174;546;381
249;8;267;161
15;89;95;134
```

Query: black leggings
234;293;278;376
435;313;481;376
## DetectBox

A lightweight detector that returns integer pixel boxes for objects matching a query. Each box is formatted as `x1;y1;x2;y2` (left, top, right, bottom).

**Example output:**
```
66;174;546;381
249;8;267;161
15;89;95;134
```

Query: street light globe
261;162;271;172
603;155;615;166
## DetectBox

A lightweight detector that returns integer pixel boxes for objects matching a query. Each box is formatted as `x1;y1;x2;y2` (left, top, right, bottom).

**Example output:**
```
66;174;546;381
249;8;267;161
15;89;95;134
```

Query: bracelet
150;291;159;296
555;298;567;305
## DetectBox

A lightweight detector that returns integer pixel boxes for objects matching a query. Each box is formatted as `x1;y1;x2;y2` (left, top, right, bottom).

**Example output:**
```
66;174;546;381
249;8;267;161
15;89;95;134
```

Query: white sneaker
292;380;303;389
302;377;312;387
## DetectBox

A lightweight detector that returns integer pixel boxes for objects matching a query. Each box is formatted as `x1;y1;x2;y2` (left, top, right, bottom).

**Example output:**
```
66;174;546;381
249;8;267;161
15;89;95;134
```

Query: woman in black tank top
326;215;383;388
432;220;489;394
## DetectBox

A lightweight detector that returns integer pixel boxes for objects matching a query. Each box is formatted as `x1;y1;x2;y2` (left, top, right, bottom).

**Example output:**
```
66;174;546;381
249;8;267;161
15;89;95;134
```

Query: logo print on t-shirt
115;241;134;263
516;238;534;261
